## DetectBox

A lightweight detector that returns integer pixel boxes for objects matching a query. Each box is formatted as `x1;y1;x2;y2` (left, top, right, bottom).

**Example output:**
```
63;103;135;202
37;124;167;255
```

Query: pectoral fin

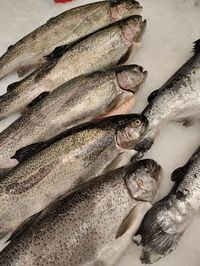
26;91;50;109
7;211;41;243
118;47;132;65
147;89;159;103
12;142;45;163
17;65;34;78
95;203;152;266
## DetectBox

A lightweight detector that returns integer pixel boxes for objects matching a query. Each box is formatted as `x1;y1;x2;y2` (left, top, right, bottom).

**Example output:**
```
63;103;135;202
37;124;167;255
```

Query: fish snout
116;64;148;93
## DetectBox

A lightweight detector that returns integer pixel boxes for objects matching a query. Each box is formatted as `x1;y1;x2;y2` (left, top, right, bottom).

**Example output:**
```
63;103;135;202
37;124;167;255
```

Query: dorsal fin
46;16;55;25
11;142;46;163
193;39;200;54
44;44;68;61
7;44;13;51
7;81;20;93
118;47;132;65
26;91;49;109
7;211;41;243
147;89;159;103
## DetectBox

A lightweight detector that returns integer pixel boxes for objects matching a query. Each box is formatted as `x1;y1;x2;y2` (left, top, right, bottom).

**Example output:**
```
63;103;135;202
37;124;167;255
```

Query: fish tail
193;39;200;54
135;197;180;264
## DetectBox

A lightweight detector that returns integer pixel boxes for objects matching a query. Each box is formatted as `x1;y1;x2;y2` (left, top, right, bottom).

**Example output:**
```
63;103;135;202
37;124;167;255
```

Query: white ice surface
0;0;200;265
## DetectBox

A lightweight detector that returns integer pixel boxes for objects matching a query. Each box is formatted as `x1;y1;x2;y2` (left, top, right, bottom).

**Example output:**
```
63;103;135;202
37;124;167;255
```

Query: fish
0;65;147;171
135;146;200;264
0;114;147;240
0;15;146;120
135;39;200;154
0;0;142;80
0;159;161;265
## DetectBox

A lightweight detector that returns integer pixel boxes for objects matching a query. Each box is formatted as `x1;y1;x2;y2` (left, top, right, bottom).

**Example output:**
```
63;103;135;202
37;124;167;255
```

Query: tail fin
193;39;200;54
135;198;180;264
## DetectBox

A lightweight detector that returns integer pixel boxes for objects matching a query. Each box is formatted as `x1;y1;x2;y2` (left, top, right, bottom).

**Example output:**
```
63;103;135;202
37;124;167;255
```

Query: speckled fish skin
136;146;200;264
0;0;142;80
0;65;147;170
0;16;146;120
0;114;147;240
135;39;200;153
0;159;161;266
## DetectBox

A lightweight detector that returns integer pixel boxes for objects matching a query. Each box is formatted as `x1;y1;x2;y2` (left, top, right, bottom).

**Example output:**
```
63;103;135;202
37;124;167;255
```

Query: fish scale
0;114;147;242
0;65;147;171
0;0;142;81
0;159;160;266
136;146;200;264
135;39;200;153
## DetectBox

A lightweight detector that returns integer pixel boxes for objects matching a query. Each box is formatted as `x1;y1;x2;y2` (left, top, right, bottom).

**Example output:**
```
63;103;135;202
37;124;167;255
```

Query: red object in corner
54;0;74;3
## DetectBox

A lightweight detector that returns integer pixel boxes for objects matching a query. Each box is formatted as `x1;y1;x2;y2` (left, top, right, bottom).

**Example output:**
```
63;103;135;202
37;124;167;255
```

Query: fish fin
0;230;12;240
11;142;45;163
7;81;21;92
105;94;135;117
46;16;55;24
17;65;34;78
136;199;180;264
147;89;159;103
171;166;186;193
44;45;69;61
26;91;49;109
131;151;144;162
116;203;151;239
7;211;41;243
0;168;12;179
7;44;14;51
96;204;151;266
182;119;195;127
175;118;195;127
118;47;132;65
193;39;200;54
102;153;124;174
35;59;59;82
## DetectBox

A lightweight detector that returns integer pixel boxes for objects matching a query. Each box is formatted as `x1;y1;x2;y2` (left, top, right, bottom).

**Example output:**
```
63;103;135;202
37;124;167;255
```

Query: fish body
0;159;161;266
136;146;200;264
0;65;147;170
0;114;147;239
0;16;146;120
135;39;200;153
0;0;142;80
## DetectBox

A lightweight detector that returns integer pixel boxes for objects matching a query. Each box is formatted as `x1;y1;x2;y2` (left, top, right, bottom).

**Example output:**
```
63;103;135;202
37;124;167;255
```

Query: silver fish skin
0;15;146;120
135;146;200;264
0;159;161;266
0;65;147;170
0;114;147;240
135;39;200;153
0;0;142;80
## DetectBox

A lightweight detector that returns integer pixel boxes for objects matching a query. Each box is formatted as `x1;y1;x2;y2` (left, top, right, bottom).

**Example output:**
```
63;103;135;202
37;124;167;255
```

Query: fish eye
134;119;142;127
133;18;139;24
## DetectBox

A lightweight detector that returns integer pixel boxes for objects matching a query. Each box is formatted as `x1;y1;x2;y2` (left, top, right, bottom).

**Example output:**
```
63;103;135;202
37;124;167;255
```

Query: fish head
116;65;148;93
125;159;161;202
116;114;148;149
120;16;147;47
110;0;143;21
